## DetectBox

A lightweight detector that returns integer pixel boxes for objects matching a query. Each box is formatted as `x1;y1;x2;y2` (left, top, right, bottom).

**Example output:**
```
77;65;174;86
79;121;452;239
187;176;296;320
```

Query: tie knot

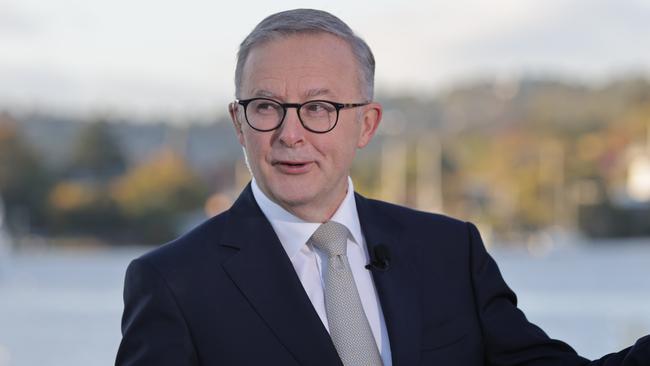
309;221;349;258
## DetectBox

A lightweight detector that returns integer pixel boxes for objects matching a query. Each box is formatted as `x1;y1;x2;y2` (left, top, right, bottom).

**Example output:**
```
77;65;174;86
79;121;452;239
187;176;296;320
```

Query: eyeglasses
235;98;369;133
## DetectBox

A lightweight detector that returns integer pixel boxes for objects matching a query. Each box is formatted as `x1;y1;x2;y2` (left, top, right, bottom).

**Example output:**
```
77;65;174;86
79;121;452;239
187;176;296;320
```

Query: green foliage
4;76;650;244
0;120;52;232
47;181;125;238
110;148;208;243
0;114;210;244
68;119;126;179
377;77;650;238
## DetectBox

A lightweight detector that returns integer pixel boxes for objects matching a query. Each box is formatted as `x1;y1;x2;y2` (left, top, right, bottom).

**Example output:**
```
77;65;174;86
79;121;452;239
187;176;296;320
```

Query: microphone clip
365;244;391;272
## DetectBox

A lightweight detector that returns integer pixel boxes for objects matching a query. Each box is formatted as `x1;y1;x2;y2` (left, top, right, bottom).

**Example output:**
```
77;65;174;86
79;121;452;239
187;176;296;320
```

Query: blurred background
1;0;649;364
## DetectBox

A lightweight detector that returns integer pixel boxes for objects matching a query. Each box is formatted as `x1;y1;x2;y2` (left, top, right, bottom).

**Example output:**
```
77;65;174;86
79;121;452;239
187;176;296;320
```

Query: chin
272;188;316;207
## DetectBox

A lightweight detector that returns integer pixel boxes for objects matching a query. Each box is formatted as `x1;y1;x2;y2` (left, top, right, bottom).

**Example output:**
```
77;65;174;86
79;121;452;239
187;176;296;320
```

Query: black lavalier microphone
365;244;391;271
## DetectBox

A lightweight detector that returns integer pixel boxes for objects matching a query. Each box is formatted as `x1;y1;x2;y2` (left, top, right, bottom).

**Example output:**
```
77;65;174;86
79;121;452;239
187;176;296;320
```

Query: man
116;9;649;366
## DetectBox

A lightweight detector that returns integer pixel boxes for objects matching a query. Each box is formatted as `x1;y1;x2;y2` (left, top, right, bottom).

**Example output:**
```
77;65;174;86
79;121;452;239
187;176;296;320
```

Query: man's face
230;33;381;221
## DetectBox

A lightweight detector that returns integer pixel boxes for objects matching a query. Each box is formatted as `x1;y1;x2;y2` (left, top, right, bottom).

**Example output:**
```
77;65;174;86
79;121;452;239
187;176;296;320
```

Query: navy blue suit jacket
116;184;649;365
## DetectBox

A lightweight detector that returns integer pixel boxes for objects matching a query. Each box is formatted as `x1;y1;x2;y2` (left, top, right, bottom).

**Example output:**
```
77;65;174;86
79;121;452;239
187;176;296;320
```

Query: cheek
242;133;268;166
325;140;357;170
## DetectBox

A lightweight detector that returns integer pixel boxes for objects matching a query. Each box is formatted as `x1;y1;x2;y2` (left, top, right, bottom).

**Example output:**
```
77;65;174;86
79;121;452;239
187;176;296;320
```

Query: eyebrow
304;88;332;99
251;89;278;99
249;88;334;101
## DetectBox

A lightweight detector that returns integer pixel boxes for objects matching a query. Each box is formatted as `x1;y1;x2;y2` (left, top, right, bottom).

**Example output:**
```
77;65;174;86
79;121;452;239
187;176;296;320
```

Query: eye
251;100;281;115
303;101;334;116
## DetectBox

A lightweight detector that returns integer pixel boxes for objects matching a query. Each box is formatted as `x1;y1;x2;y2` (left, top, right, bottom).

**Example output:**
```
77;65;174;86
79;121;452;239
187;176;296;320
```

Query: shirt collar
251;177;363;260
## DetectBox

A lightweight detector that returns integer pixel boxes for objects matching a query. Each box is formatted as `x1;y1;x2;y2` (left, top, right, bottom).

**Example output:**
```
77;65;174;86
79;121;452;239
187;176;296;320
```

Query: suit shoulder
362;196;468;229
136;209;232;268
360;197;483;263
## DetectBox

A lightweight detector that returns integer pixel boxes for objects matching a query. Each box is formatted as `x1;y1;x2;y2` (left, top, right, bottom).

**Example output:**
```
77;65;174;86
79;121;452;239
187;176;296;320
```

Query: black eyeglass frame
235;97;370;134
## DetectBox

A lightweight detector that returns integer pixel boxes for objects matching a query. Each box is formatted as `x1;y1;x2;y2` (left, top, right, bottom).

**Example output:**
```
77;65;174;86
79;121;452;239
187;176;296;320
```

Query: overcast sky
1;0;649;119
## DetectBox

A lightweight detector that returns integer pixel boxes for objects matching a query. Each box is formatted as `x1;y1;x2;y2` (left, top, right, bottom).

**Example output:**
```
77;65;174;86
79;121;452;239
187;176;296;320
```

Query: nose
276;107;305;147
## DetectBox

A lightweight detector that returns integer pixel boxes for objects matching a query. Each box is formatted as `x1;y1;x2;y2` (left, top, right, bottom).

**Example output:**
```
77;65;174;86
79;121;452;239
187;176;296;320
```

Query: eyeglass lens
245;99;337;132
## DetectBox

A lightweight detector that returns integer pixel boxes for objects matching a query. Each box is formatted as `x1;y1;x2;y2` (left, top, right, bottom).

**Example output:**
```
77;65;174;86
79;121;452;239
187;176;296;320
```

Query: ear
356;102;382;149
229;102;245;146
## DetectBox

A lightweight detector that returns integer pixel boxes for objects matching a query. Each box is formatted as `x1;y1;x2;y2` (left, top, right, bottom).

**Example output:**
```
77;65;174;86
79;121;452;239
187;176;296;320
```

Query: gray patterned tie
309;221;383;366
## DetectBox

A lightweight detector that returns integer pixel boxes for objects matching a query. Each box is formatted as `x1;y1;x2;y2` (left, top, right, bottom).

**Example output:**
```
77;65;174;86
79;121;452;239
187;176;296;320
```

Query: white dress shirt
251;178;393;365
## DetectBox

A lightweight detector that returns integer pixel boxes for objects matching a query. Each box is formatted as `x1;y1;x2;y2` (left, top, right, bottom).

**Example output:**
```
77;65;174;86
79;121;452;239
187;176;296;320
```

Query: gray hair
235;9;375;100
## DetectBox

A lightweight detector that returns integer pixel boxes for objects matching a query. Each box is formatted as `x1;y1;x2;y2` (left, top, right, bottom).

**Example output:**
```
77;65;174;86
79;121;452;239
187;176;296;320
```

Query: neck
281;189;347;223
255;178;350;223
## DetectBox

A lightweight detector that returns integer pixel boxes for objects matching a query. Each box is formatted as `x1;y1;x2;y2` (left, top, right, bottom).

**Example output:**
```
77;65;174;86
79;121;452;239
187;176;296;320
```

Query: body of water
0;238;649;365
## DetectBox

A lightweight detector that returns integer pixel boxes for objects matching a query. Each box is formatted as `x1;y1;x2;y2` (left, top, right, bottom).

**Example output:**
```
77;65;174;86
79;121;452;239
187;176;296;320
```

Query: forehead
240;33;362;100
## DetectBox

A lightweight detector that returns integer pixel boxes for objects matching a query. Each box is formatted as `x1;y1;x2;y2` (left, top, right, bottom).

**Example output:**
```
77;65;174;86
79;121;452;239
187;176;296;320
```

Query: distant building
627;147;650;203
577;130;650;238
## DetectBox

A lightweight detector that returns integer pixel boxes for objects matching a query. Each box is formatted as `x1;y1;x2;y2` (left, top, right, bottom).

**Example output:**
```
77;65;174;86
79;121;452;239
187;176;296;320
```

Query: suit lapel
220;186;342;366
356;193;422;366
